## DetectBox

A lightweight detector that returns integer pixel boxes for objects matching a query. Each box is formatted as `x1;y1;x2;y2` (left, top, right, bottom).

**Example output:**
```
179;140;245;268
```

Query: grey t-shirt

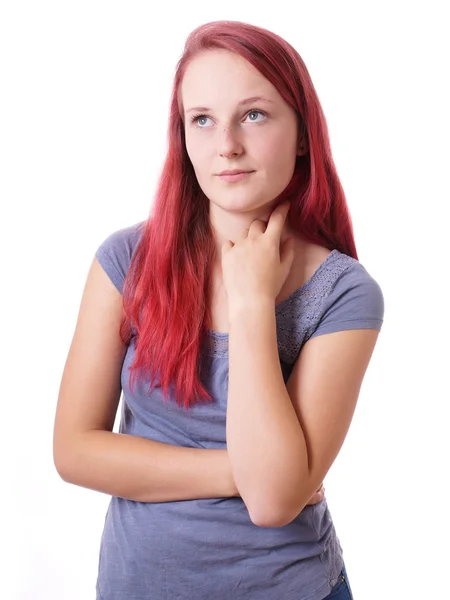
94;221;384;600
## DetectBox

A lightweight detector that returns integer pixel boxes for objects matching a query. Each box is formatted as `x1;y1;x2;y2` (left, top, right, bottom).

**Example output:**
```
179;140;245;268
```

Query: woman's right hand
305;483;325;505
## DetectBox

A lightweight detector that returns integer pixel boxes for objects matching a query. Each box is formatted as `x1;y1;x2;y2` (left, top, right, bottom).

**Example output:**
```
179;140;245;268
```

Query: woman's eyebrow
185;96;274;114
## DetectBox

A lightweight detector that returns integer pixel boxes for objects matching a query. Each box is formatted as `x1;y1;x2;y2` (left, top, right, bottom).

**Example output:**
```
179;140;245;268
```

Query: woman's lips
218;171;254;183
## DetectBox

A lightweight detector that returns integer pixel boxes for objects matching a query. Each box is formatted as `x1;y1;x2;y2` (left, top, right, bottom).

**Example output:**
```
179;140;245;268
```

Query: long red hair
120;20;358;410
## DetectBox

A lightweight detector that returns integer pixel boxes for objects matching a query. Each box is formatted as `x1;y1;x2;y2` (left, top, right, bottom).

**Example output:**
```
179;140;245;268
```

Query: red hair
120;20;358;410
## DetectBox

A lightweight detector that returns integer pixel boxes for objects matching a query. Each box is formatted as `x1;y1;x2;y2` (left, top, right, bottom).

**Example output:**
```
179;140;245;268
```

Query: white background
1;1;449;598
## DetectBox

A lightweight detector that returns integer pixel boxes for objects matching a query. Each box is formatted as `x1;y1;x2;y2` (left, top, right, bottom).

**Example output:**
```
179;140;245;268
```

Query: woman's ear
297;134;309;156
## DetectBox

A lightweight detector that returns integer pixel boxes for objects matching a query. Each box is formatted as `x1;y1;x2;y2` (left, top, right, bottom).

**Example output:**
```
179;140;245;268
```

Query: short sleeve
94;221;145;294
307;262;384;340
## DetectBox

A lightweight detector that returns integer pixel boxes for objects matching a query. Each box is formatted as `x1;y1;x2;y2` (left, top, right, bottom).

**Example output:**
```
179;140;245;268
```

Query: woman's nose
218;127;244;158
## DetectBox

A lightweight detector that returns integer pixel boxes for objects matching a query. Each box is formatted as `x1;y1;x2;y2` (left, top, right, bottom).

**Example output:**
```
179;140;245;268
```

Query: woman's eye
246;110;265;122
190;114;212;127
196;115;212;127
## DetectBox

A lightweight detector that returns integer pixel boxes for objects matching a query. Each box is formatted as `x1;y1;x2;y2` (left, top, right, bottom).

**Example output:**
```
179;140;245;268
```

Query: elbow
248;496;305;528
239;490;282;528
53;434;83;482
250;508;297;528
53;448;75;482
53;438;67;479
247;498;293;527
54;456;70;482
236;475;307;527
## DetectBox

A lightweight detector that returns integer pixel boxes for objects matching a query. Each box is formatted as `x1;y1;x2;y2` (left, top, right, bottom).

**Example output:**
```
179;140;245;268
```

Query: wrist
228;297;275;324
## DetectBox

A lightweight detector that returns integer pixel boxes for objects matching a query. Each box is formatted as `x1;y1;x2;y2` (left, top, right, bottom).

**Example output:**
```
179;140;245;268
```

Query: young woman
53;20;384;599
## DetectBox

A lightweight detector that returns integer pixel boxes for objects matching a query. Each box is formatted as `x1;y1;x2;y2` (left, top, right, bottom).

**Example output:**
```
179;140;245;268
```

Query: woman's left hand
221;201;295;314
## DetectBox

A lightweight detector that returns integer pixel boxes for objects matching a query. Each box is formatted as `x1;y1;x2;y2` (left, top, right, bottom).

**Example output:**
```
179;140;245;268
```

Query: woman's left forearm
226;299;309;526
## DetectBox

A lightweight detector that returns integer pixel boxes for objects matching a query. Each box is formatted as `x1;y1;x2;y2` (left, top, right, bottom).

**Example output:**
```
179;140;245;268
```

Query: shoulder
306;250;385;340
95;220;146;259
276;249;384;364
94;220;146;294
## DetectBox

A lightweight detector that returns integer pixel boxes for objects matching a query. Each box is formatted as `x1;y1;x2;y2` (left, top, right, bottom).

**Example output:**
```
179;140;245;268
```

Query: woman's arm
56;431;238;502
227;302;378;526
53;258;238;503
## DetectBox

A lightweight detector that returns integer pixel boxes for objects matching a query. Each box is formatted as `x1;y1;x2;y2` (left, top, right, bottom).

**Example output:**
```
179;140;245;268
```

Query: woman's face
181;49;304;214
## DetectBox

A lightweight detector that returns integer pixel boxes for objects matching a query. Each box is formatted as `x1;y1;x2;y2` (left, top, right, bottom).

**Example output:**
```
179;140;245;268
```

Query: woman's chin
209;194;271;214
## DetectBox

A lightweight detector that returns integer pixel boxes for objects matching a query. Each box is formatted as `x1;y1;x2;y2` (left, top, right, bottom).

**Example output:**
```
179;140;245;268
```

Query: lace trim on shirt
201;250;356;363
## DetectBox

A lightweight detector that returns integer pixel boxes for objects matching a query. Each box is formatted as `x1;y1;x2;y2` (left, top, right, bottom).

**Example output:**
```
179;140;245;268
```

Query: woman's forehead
181;52;278;112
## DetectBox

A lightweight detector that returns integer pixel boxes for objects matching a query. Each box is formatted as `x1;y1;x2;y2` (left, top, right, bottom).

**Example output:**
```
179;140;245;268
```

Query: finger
221;240;234;255
232;221;253;242
306;491;322;505
248;219;266;237
265;202;290;239
314;488;325;500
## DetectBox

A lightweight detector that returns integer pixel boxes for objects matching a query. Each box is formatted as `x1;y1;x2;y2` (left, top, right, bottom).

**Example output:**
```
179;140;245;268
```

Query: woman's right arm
53;257;238;503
